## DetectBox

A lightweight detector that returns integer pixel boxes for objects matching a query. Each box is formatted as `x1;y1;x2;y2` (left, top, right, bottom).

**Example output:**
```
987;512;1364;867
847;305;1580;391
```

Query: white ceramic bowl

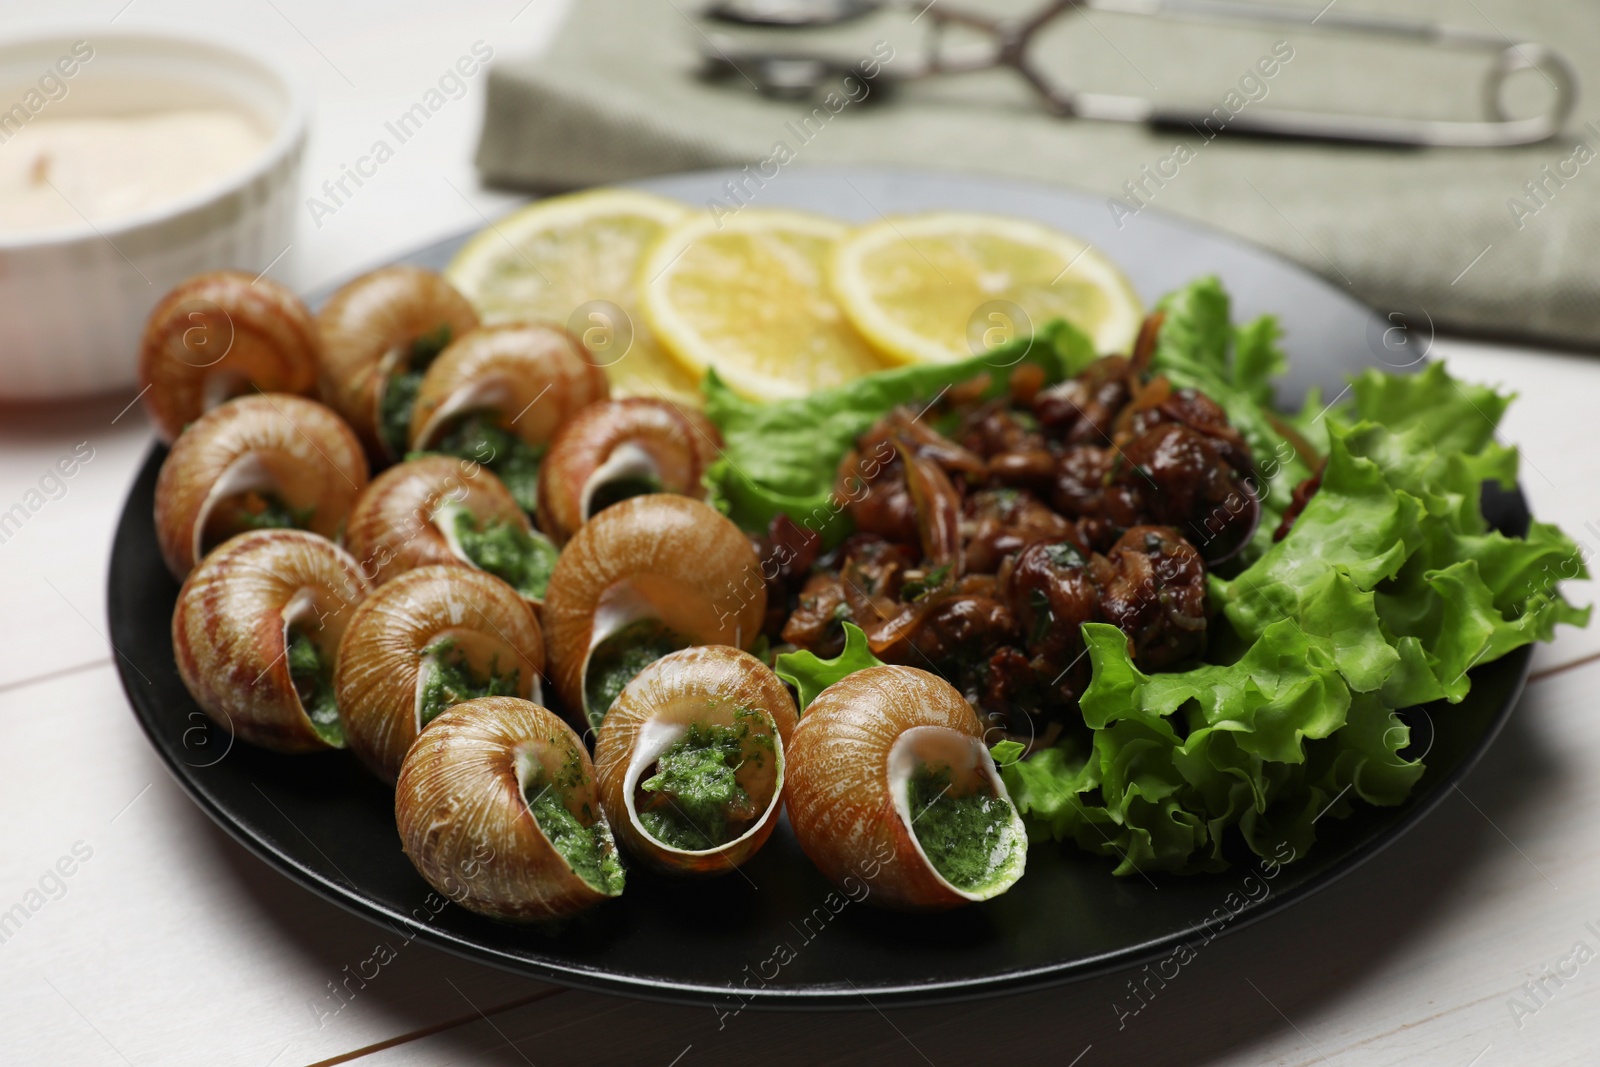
0;29;307;400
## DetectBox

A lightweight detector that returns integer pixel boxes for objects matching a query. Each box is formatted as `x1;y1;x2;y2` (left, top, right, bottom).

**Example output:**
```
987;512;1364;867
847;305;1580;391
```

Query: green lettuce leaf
1003;290;1590;875
773;622;885;711
704;319;1096;545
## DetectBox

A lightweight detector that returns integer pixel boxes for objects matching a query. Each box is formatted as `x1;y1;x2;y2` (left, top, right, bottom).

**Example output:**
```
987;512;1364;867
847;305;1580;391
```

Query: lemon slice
638;208;890;400
445;188;704;406
829;212;1143;365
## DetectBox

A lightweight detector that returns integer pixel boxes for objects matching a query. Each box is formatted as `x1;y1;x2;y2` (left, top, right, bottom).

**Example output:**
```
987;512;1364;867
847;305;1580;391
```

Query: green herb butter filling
520;751;625;896
286;627;344;746
636;709;773;852
906;764;1019;893
234;492;315;532
417;639;519;727
380;324;454;457
203;492;315;553
449;509;559;601
428;413;545;514
582;619;685;731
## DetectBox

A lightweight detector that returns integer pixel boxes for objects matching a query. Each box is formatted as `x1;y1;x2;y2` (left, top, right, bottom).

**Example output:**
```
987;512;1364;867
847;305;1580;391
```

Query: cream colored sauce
0;110;268;233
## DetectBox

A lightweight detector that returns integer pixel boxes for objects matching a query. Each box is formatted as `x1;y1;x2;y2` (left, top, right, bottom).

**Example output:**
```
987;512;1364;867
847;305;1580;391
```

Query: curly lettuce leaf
704;319;1096;545
773;622;885;711
1005;303;1589;874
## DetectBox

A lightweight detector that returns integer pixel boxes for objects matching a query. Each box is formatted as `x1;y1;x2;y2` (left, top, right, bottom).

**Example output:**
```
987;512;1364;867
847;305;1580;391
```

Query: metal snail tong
703;0;1578;147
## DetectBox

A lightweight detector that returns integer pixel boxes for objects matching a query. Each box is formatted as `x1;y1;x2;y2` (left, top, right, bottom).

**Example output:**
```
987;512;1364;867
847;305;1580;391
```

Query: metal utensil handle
1071;40;1577;147
1069;0;1580;147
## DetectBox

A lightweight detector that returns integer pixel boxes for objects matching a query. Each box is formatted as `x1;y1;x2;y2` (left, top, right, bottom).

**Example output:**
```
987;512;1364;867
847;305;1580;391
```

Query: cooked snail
154;394;369;580
594;646;796;875
395;696;625;920
139;271;321;443
334;565;545;781
784;665;1027;910
343;455;559;601
408;323;609;514
537;397;721;544
542;494;767;730
173;529;370;753
316;266;480;461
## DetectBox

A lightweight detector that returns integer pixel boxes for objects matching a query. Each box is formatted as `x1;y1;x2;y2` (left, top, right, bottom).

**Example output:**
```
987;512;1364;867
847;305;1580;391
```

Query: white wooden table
5;3;1599;1065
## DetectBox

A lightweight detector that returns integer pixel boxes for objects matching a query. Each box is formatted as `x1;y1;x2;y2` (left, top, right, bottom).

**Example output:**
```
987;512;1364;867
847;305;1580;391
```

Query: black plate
108;167;1532;1008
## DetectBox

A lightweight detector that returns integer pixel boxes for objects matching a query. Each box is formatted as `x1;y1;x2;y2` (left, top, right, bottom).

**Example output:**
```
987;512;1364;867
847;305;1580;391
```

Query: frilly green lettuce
774;622;885;712
1000;282;1590;874
704;273;1587;876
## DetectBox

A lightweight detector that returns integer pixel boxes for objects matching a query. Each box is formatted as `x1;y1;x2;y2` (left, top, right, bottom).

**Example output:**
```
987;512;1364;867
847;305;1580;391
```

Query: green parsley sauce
234;492;315;532
417;639;519;727
202;492;316;554
287;627;343;746
637;711;770;851
582;619;684;731
906;764;1017;892
449;509;559;601
521;755;625;895
379;324;454;457
428;414;545;514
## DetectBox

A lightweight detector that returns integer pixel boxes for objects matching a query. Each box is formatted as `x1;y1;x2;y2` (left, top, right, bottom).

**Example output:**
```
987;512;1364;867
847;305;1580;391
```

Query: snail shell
139;271;321;443
334;565;546;782
395;696;625;921
153;394;369;580
542;494;766;729
316;266;480;460
173;529;370;753
594;646;796;875
408;322;609;454
537;398;721;544
784;666;1027;911
343;455;554;599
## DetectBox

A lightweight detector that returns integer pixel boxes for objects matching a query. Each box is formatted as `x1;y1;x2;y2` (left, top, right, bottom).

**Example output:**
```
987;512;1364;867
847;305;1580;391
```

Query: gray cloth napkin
477;0;1600;349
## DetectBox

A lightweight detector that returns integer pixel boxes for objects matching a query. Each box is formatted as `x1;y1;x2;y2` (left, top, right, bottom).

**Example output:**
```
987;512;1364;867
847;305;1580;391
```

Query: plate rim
108;163;1534;1008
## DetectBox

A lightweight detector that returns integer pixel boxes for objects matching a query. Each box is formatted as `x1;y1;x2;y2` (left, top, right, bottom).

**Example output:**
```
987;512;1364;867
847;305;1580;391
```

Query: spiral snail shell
316;266;480;461
542;494;767;730
395;696;625;921
139;272;322;443
172;529;370;753
407;323;609;514
334;565;546;782
536;397;721;544
784;666;1027;910
154;394;369;580
594;646;796;875
343;455;558;602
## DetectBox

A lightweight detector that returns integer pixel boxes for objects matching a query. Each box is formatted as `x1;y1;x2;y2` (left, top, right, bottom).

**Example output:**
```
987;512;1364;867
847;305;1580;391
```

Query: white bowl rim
0;24;310;252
